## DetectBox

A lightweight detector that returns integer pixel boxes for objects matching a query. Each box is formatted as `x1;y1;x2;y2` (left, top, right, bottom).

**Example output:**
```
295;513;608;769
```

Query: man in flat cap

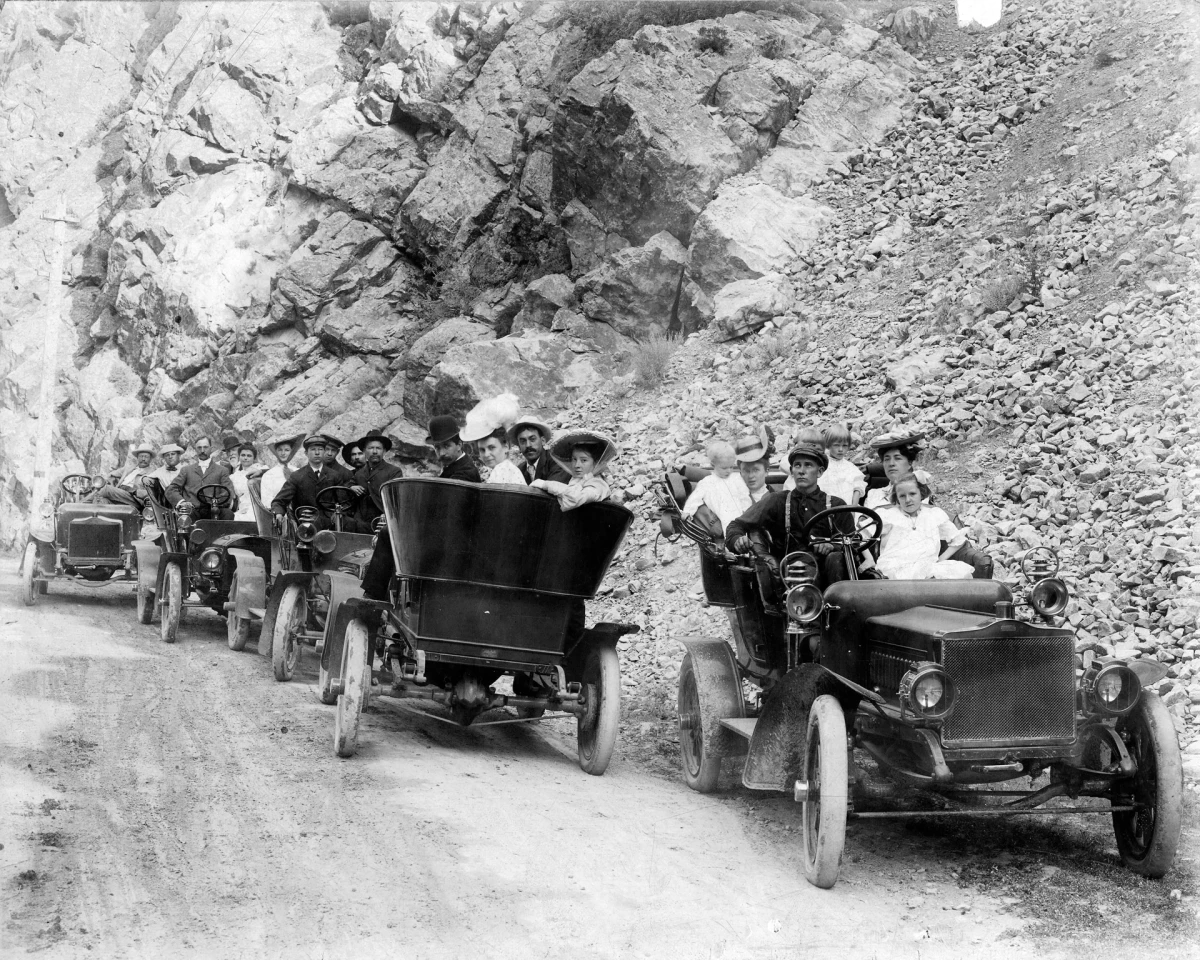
91;442;157;507
167;436;237;519
426;415;481;483
270;434;351;529
509;416;570;485
347;432;403;532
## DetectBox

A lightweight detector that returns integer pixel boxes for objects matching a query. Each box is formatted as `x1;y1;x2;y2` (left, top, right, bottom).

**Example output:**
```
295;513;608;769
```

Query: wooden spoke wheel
800;695;849;889
160;562;182;644
1112;693;1183;878
333;620;369;758
272;585;306;682
226;571;252;651
21;543;38;607
576;645;620;776
136;567;155;624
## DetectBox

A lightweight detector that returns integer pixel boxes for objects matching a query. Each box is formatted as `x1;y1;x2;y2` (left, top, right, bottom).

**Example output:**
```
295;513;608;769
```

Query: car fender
226;548;266;624
155;551;188;594
564;621;640;680
257;570;318;657
133;539;163;593
677;635;747;757
742;663;881;792
322;592;374;678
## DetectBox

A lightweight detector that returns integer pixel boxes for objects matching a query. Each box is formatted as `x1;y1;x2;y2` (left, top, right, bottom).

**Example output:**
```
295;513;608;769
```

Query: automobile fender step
719;718;758;740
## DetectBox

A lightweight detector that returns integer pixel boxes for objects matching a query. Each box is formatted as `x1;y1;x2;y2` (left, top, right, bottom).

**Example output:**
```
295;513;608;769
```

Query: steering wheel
197;483;232;508
61;474;96;498
316;485;361;517
801;505;883;557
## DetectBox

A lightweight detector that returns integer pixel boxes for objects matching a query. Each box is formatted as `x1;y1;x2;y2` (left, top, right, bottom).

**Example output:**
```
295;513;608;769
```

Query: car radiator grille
940;634;1076;746
67;518;122;563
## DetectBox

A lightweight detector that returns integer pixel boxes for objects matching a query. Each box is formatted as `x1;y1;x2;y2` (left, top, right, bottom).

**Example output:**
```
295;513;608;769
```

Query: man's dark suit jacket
439;455;481;483
167;458;236;510
271;462;353;528
352;460;404;529
520;450;571;485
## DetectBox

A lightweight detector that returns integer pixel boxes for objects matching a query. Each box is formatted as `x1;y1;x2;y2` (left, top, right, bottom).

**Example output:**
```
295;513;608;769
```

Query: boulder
403;316;495;420
688;182;830;293
510;274;576;334
885;7;938;51
425;332;618;419
310;280;430;356
559;199;630;274
712;273;795;340
575;232;689;338
885;348;950;393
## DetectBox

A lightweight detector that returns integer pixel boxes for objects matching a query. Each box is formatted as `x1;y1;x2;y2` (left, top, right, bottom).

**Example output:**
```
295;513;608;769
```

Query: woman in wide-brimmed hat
532;429;620;511
863;429;932;510
461;394;527;486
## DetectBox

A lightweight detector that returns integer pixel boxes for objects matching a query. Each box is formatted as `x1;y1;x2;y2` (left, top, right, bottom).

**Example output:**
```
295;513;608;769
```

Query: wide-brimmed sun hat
425;415;461;446
506;416;553;445
734;434;768;463
158;443;184;456
267;432;306;451
130;442;155;457
549;429;620;475
869;429;926;454
788;443;828;471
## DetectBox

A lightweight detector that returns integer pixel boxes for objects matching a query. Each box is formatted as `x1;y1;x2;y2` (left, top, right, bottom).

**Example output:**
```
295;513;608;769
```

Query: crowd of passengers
87;387;981;591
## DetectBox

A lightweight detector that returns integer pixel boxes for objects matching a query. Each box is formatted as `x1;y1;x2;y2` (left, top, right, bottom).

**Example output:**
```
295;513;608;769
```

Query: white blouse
484;459;527;486
682;473;752;532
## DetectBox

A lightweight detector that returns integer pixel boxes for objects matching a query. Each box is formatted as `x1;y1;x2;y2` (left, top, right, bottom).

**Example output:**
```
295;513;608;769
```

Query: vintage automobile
134;480;269;644
659;477;1183;889
20;474;142;605
221;482;379;684
325;477;638;775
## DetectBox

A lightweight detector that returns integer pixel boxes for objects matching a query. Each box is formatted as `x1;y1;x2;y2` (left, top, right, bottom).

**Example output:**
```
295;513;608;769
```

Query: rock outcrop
0;1;919;547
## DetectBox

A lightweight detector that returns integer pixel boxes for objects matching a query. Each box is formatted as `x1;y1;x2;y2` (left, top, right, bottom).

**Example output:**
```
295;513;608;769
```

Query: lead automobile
325;477;638;774
20;474;142;604
660;482;1183;888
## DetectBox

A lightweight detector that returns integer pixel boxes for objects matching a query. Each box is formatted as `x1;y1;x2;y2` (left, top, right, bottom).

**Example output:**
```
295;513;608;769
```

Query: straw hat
549;429;620;475
506;416;553;444
734;434;768;463
130;442;155;457
158;443;184;456
267;432;306;451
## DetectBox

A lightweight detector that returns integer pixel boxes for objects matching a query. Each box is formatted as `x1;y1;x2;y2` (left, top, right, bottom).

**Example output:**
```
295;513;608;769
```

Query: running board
719;718;758;740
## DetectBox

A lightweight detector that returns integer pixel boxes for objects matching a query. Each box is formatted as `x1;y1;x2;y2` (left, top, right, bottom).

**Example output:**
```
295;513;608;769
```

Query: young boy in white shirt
681;440;751;536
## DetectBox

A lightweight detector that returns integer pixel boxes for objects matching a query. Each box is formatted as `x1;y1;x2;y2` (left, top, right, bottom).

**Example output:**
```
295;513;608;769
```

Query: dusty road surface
1;569;1195;959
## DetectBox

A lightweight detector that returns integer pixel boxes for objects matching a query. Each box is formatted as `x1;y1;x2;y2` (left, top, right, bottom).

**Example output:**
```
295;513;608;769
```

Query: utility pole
31;198;73;511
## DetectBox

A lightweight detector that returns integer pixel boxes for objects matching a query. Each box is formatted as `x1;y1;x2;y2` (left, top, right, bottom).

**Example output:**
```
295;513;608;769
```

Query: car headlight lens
296;521;317;543
313;530;337;554
785;583;824;624
199;549;222;573
1090;664;1140;716
189;527;208;546
899;663;956;720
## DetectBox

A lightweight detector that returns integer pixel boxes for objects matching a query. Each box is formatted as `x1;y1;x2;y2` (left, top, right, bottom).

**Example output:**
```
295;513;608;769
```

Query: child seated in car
876;477;973;580
532;430;619;512
681;440;751;537
819;423;866;507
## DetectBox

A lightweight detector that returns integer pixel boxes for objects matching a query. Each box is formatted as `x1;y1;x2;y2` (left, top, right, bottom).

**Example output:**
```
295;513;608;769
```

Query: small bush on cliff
697;25;730;54
633;333;677;389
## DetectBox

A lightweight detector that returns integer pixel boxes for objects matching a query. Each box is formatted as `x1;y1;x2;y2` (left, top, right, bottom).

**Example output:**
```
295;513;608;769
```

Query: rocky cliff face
0;0;918;547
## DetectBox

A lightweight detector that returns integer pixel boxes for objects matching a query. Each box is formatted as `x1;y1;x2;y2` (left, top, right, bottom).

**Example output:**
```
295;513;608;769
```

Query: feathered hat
460;393;522;444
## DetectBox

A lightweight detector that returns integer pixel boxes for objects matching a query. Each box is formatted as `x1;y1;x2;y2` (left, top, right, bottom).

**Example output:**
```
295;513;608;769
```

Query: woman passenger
532;430;618;511
476;428;526;485
734;434;772;504
863;430;933;510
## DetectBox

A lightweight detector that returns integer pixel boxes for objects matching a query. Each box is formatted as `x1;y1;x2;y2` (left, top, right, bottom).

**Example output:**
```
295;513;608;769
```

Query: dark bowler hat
425;415;461;446
222;434;243;453
788;443;829;471
355;432;393;452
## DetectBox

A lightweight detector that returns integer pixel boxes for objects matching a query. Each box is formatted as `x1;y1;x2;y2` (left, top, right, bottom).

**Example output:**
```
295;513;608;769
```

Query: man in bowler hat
426;415;481;483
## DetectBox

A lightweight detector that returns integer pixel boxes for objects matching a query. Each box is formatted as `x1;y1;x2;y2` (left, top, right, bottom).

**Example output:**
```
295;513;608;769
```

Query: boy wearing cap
270;435;351;529
92;442;157;506
726;443;856;590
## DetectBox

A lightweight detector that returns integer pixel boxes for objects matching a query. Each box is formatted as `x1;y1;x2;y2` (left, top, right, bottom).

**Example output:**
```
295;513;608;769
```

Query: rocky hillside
0;0;920;539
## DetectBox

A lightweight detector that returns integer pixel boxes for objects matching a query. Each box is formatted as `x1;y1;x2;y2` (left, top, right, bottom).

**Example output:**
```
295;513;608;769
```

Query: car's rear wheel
226;571;252;651
677;649;743;793
21;543;38;607
136;569;154;624
272;585;306;682
1112;693;1183;878
334;620;369;758
576;645;620;776
801;694;849;889
160;562;182;644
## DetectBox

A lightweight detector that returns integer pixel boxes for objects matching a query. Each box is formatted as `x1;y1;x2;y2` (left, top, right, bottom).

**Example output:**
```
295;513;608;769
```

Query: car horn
1021;547;1070;620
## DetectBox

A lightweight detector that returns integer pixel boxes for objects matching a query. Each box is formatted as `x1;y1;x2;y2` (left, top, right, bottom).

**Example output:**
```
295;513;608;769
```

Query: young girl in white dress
877;477;974;580
532;430;618;512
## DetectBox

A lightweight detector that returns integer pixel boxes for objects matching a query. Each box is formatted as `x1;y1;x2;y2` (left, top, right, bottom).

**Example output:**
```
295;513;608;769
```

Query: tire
576;645;621;776
160;562;182;644
334;620;369;758
272;585;306;682
801;694;850;889
226;571;252;651
678;653;724;793
21;543;38;607
1112;693;1184;878
136;572;154;625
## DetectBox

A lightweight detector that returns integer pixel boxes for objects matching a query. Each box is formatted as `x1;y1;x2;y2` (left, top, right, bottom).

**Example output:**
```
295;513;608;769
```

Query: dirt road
1;570;1194;959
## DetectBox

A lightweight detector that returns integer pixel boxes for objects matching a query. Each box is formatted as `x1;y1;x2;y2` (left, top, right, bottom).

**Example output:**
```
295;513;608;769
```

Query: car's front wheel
21;543;38;607
136;569;155;624
1112;693;1183;878
272;585;306;682
801;694;849;889
160;562;182;644
334;620;369;758
226;571;252;651
576;645;620;776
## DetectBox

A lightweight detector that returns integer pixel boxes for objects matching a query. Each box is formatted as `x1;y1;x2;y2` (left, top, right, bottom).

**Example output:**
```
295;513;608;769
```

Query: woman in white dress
476;429;527;485
230;443;267;522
